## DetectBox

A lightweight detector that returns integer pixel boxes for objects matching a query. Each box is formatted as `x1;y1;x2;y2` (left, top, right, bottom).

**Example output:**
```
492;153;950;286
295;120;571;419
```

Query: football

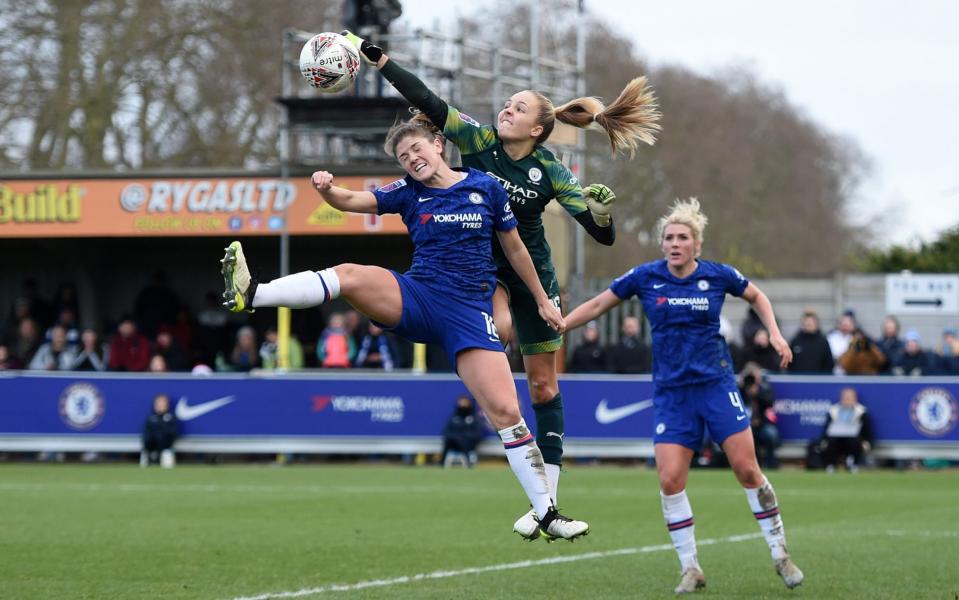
299;32;361;93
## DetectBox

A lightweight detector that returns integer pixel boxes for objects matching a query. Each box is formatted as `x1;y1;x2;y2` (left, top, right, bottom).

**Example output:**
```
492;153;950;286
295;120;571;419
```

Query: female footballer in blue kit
220;116;588;541
564;198;804;593
341;31;661;539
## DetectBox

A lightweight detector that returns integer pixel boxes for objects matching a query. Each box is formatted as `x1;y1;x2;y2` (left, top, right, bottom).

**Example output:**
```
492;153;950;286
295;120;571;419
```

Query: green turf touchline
229;532;764;600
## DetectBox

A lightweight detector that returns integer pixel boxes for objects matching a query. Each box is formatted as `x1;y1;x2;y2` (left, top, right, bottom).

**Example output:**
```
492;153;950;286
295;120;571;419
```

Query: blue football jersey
609;259;749;389
374;168;517;301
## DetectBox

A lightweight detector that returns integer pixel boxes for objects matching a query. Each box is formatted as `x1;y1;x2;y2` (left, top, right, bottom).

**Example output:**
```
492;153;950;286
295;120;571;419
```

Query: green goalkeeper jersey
442;106;589;272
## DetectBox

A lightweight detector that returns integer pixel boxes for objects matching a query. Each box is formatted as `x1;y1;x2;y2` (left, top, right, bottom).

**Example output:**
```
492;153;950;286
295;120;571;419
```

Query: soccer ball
299;32;361;93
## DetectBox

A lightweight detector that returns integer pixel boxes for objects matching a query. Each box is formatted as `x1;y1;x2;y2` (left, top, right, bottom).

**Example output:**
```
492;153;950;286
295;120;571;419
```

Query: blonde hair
383;112;444;157
531;77;661;157
657;197;708;249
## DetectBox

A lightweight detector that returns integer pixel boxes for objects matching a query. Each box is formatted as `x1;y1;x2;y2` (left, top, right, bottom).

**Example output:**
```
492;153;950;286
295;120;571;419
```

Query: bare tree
0;0;339;170
584;41;871;276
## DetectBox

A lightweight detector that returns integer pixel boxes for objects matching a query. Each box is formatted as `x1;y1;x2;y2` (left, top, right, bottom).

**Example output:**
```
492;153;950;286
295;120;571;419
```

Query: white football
299;32;361;93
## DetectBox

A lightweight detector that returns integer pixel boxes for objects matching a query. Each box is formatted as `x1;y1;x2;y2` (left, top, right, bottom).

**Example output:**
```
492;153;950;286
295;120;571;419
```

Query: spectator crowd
2;277;958;379
0;276;420;375
566;306;959;377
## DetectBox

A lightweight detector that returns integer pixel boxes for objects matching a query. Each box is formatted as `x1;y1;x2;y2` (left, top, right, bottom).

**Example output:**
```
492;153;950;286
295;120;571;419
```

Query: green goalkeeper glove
584;183;616;226
340;30;383;65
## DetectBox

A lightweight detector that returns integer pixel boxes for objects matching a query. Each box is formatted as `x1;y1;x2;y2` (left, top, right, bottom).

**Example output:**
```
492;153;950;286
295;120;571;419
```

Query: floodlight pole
277;28;295;370
574;0;586;278
280;28;293;280
530;1;539;90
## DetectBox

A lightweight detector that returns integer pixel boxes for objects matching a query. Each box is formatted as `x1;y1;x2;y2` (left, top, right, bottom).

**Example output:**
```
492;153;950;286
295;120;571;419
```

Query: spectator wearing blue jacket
788;310;833;374
441;395;485;468
877;316;904;373
353;321;395;371
892;329;933;376
934;327;959;375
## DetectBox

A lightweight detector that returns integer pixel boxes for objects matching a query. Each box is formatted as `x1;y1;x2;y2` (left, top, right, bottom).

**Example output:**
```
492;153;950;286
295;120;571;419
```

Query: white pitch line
882;529;959;538
230;532;763;600
0;482;481;495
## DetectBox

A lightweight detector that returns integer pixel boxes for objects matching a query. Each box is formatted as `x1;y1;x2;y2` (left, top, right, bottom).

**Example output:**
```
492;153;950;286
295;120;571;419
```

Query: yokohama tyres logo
313;395;404;422
433;213;481;223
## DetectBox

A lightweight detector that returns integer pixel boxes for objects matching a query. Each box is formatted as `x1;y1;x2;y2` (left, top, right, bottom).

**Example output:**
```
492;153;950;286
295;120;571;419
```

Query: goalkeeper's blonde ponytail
532;77;661;157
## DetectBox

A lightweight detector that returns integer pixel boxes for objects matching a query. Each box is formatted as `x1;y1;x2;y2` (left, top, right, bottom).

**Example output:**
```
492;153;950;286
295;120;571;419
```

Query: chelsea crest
59;383;105;430
909;387;957;437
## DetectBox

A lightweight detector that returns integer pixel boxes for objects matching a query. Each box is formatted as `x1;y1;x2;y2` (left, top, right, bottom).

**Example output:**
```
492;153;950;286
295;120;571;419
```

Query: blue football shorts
652;377;750;451
374;271;504;371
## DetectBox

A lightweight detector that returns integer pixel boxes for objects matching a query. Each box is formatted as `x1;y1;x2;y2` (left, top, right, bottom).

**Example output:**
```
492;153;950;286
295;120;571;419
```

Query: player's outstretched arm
741;282;793;369
310;171;377;214
496;228;565;334
565;289;622;331
341;30;450;129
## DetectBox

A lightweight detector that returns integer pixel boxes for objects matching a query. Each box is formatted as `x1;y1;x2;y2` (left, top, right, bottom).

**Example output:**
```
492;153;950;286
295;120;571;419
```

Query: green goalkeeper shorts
497;265;563;356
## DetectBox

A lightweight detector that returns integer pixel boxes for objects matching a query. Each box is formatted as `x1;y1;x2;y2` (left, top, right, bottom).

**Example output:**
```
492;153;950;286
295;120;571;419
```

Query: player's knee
733;462;764;488
659;479;685;496
528;378;556;404
333;263;361;292
658;471;687;495
484;401;521;430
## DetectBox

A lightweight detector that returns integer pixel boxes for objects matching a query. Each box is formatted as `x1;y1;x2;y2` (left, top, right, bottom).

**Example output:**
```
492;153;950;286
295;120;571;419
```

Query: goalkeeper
344;30;661;540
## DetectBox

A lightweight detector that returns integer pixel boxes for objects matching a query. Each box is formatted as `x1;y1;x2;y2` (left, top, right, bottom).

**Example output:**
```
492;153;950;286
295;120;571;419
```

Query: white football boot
537;507;589;542
674;566;706;594
775;556;805;589
513;508;540;541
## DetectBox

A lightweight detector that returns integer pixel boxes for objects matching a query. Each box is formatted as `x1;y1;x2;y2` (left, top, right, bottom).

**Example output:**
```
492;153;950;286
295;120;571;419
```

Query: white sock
661;489;699;571
498;420;552;519
252;269;340;309
545;463;561;505
744;476;789;560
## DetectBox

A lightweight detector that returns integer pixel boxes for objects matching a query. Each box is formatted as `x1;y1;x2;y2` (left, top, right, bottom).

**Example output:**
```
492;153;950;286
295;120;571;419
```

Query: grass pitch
1;463;956;599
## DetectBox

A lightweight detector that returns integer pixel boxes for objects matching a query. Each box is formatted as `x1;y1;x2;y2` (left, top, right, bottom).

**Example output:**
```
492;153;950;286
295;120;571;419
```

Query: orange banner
0;176;408;237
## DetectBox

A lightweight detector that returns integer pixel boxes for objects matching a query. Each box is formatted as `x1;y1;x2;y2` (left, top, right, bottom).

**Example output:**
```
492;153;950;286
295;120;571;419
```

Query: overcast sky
396;0;959;246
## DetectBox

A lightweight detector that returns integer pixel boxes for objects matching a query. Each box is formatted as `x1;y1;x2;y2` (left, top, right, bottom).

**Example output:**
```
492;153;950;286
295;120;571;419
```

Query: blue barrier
0;372;956;458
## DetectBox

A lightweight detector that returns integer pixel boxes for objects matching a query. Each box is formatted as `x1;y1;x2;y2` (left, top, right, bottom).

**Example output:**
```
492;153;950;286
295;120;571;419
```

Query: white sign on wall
886;274;959;315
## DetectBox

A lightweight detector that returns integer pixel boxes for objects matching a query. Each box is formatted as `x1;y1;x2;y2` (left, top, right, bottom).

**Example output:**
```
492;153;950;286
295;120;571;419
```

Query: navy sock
533;393;564;466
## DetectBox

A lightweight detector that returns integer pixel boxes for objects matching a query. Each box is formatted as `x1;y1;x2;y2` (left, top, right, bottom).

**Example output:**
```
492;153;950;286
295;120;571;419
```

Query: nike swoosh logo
417;197;433;202
653;283;666;289
175;395;236;421
595;398;654;424
737;414;748;421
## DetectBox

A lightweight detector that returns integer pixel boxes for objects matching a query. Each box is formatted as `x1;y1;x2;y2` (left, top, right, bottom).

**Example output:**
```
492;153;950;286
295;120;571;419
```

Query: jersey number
482;311;500;341
728;391;745;414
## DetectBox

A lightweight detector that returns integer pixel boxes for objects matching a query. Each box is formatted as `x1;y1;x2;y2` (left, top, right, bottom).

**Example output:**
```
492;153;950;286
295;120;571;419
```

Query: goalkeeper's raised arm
341;31;450;129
